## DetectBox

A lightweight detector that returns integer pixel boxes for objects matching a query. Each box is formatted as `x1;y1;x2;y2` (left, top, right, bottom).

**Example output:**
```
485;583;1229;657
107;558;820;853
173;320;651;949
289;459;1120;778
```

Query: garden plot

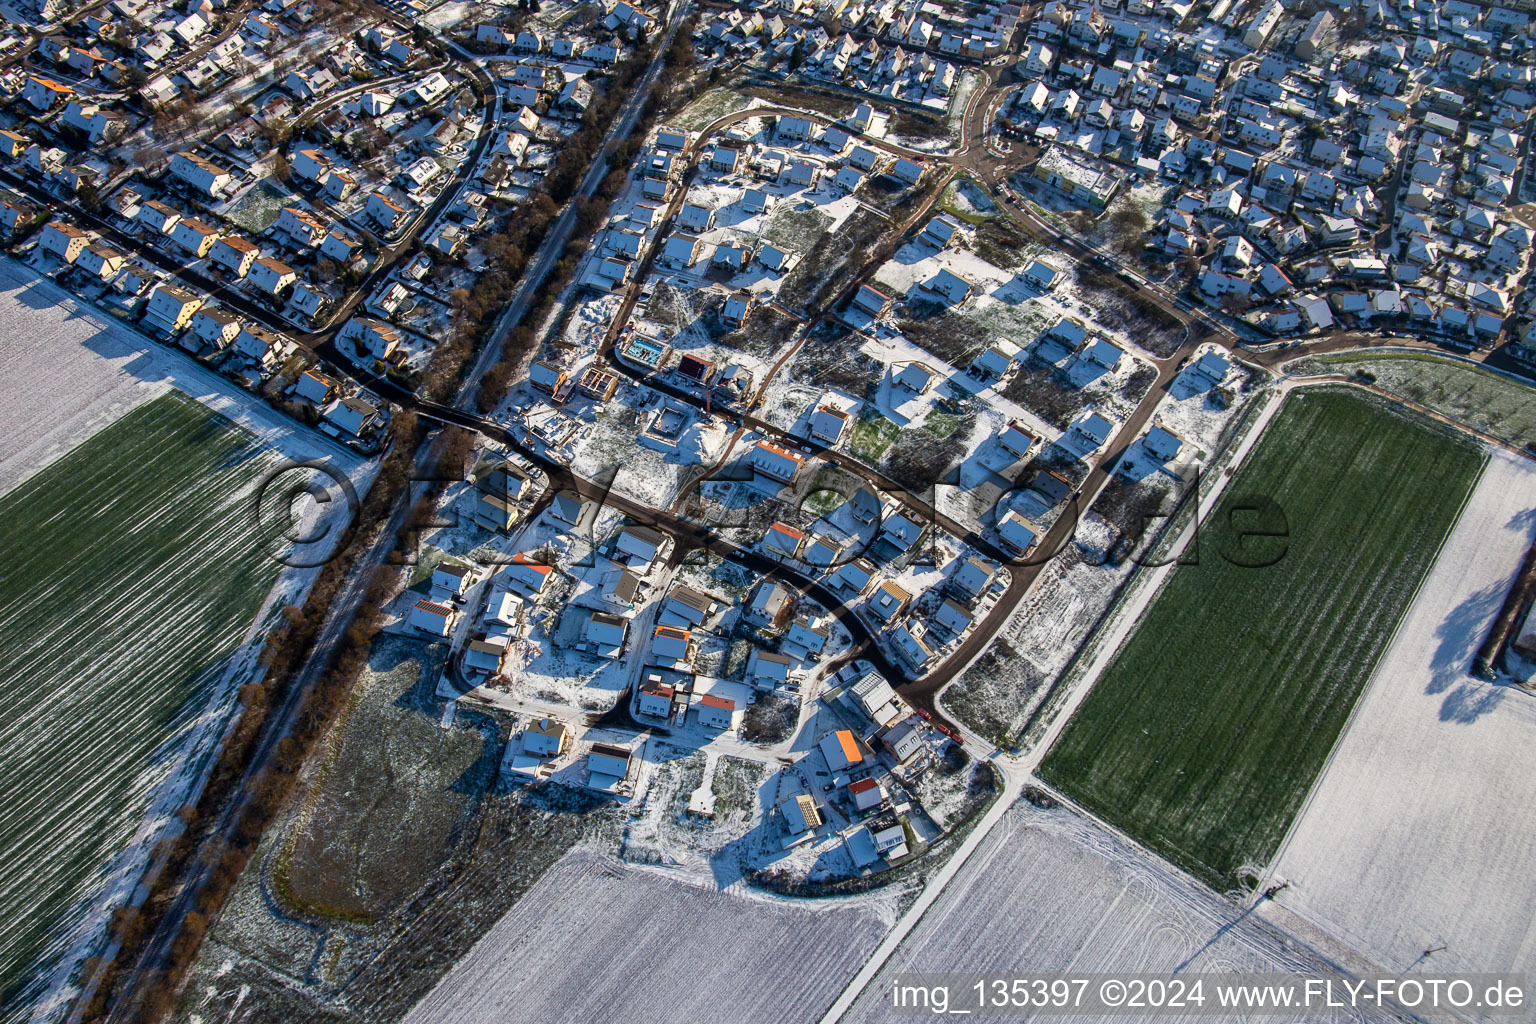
1003;344;1157;434
1266;451;1536;992
0;393;286;1024
1153;348;1262;458
621;743;785;878
225;177;300;234
760;323;884;423
403;849;896;1024
672;548;762;607
495;600;635;710
569;387;726;512
553;293;624;364
911;750;995;832
854;332;1034;434
778;207;890;314
634;283;762;377
968;216;1048;273
1041;389;1486;891
621;744;708;867
692;175;857;246
841;800;1405;1024
760;196;834;253
1054;265;1189;360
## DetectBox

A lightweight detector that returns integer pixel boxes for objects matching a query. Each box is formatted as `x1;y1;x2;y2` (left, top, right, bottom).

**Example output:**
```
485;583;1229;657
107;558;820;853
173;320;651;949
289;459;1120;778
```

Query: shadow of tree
1437;681;1505;724
1506;507;1536;533
1427;581;1503;695
1428;581;1510;723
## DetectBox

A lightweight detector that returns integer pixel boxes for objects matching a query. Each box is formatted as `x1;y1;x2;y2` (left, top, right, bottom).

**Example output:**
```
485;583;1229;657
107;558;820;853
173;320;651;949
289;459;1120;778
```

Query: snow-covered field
568;386;727;511
1265;451;1536;995
404;849;896;1024
842;801;1404;1024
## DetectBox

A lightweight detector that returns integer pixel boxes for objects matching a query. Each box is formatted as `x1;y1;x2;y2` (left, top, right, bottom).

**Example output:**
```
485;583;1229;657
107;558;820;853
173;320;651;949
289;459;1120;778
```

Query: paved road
77;18;1536;1017
409;394;906;681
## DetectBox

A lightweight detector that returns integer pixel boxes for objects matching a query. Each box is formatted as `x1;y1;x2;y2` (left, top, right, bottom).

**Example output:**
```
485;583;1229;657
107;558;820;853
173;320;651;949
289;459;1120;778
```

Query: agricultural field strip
404;849;896;1024
0;393;286;1023
1265;450;1536;989
1302;351;1536;451
1040;389;1486;890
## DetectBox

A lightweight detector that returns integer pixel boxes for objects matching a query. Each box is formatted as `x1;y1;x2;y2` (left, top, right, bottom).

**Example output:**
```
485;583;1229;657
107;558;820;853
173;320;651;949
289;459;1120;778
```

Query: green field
274;636;490;924
1041;389;1485;891
0;393;282;1017
923;410;961;438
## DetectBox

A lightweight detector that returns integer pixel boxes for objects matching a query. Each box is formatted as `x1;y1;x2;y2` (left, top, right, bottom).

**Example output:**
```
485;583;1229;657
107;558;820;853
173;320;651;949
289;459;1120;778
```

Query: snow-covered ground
1152;351;1255;460
402;848;898;1024
941;515;1133;744
568;385;728;512
843;800;1405;1024
1264;451;1536;996
871;240;1013;304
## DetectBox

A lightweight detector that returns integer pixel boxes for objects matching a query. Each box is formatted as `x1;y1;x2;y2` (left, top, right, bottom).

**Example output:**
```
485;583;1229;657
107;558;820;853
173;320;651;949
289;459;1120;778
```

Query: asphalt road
72;14;1536;1016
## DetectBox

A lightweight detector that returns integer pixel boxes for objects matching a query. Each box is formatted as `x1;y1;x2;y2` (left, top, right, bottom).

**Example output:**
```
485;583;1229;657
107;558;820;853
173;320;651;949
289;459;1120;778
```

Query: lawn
848;412;899;462
939;178;997;225
922;410;961;438
1040;389;1486;891
1297;351;1536;450
803;488;847;515
0;392;283;1016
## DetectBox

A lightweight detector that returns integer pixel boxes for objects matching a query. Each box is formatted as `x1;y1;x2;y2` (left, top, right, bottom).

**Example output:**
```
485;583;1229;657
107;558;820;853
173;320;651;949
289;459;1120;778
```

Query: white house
75;242;125;280
410;598;454;636
137;200;182;235
584;612;628;659
169;217;220;257
38;220;89;263
926;268;972;305
169;150;232;197
210;234;260;276
248;257;297;296
190;307;242;348
749;441;803;484
142;283;204;334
